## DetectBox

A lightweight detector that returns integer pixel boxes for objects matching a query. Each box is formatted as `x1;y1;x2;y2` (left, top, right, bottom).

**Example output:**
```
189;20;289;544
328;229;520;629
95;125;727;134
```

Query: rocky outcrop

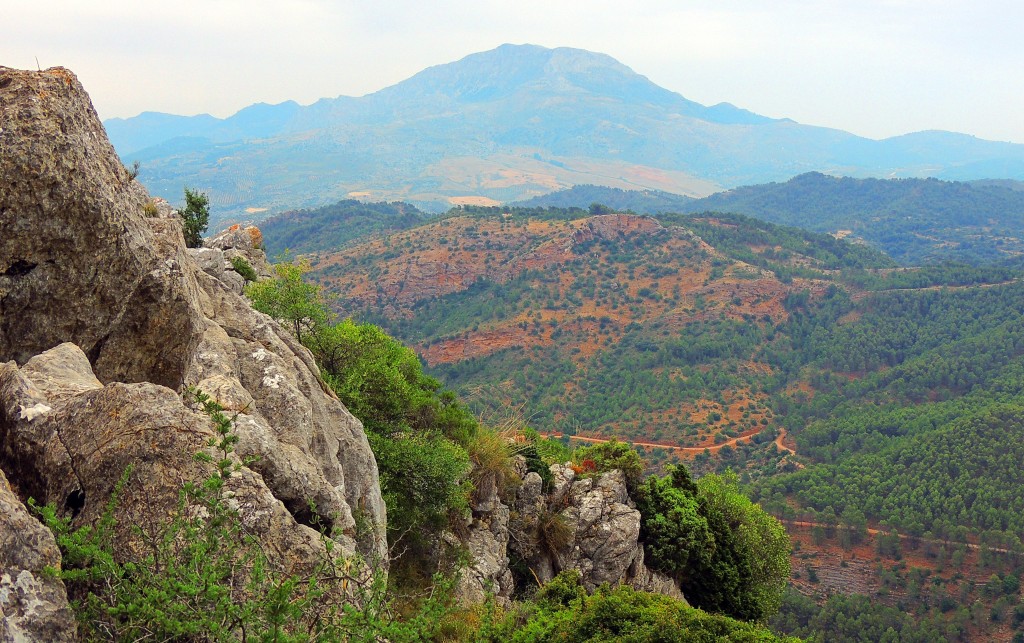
455;460;683;605
454;484;515;606
0;66;388;638
204;224;274;279
509;464;683;598
1;343;336;576
0;468;76;642
0;66;205;391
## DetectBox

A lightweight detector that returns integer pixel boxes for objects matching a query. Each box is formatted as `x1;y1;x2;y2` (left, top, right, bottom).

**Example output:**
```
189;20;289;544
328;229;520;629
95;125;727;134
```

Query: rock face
0;66;388;638
0;66;205;391
0;468;76;642
456;460;684;605
204;224;274;279
510;464;683;598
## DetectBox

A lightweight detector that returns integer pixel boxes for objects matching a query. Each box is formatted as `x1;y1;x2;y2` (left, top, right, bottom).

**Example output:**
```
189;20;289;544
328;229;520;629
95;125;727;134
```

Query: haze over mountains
106;44;1024;224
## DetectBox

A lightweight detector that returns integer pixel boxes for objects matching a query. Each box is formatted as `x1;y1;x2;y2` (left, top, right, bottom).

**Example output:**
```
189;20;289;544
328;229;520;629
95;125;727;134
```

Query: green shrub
245;260;328;343
486;571;798;642
573;439;645;491
230;255;258;282
634;466;791;622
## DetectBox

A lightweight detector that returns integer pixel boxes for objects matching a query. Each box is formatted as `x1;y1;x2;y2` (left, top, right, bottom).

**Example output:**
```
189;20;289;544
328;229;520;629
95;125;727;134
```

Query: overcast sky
4;0;1022;143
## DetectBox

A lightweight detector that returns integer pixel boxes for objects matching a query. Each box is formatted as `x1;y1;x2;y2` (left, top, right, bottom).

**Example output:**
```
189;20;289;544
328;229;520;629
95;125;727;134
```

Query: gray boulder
507;463;684;599
0;468;76;642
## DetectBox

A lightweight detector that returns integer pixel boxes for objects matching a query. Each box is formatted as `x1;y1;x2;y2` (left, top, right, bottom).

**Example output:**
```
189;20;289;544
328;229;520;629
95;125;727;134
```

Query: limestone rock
505;464;684;600
456;502;514;607
1;345;342;596
0;66;206;391
189;247;227;281
0;66;386;572
0;469;76;642
205;225;273;279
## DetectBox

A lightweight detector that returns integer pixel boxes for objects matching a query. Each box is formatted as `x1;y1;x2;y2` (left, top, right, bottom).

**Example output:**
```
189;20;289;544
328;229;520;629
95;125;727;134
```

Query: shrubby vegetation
635;467;790;622
486;571;798;642
179;186;210;249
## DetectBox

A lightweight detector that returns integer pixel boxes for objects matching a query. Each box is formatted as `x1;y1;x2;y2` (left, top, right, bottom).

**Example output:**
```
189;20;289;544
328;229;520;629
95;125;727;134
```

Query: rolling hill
263;205;1024;639
107;44;1024;226
521;173;1024;264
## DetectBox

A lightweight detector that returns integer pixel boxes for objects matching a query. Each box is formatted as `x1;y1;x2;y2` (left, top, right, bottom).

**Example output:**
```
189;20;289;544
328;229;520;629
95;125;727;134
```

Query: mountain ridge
105;43;1024;224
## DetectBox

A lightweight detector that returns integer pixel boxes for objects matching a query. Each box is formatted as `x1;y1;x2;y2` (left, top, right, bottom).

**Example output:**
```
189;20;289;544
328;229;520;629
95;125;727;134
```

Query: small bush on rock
230;255;258;282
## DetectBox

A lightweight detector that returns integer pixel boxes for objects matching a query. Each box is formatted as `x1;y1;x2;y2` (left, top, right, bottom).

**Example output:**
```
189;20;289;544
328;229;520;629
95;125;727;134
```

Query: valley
262;199;1024;641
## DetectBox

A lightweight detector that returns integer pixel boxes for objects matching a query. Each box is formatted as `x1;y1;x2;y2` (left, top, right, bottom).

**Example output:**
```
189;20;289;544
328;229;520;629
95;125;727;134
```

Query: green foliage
369;432;470;542
573;439;645;490
230;255;259;282
246;260;328;343
633;466;713;582
635;466;790;622
31;393;461;641
486;571;799;642
694;472;791;621
180;186;210;248
771;589;963;642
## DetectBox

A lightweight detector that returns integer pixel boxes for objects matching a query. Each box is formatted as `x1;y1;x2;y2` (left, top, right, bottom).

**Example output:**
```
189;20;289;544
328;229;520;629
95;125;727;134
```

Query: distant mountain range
106;44;1024;225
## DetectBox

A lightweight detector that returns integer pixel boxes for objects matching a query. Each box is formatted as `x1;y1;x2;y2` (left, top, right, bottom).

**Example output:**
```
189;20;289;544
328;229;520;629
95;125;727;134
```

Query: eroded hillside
308;210;846;454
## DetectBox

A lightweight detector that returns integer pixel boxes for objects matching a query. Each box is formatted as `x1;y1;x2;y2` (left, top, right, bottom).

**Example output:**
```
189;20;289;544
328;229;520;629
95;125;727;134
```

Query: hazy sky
4;0;1022;143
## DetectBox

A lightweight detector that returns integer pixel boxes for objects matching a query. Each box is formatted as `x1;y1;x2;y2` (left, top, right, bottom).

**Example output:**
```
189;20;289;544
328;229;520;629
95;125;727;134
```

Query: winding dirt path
780;519;1020;556
773;427;795;455
539;427;769;454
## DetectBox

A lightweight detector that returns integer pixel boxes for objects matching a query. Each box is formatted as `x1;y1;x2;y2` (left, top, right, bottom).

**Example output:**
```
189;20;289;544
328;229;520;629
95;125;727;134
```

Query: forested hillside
260;199;429;258
691;172;1024;264
274;204;1024;640
524;173;1024;264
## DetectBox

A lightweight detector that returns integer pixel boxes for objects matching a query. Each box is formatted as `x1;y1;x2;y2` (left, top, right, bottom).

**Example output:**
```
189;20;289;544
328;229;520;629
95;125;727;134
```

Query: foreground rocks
0;66;388;638
0;469;76;642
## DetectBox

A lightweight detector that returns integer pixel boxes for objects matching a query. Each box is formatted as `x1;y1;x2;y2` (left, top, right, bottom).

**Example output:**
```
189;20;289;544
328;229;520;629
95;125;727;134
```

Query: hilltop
107;44;1024;224
305;208;890;449
521;173;1024;264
